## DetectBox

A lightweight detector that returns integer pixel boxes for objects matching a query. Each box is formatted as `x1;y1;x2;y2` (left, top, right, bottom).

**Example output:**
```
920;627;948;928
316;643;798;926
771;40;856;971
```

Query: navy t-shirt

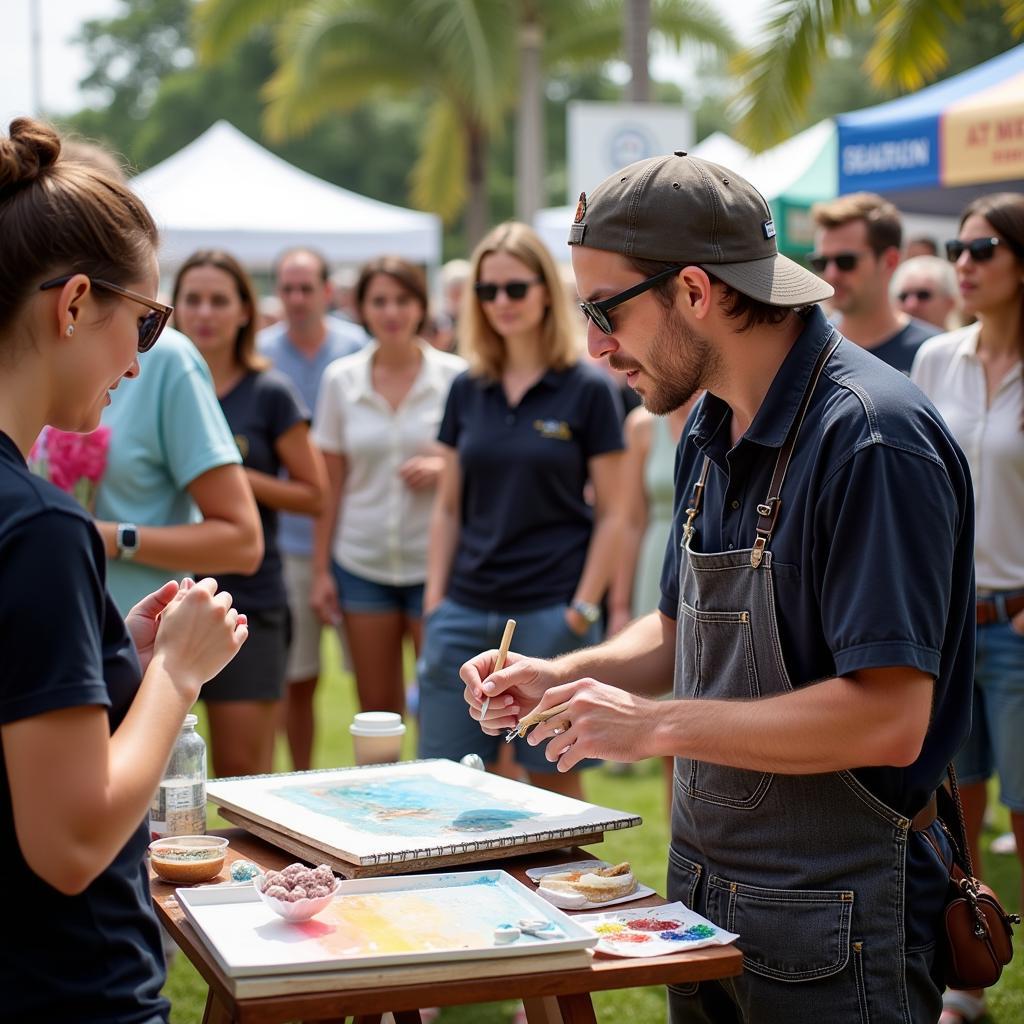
439;363;624;610
0;432;167;1023
659;307;975;820
215;369;309;609
864;316;939;374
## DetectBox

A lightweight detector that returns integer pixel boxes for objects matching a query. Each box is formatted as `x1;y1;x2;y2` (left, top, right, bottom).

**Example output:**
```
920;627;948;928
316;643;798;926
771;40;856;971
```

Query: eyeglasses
39;274;173;352
897;289;934;303
474;279;542;302
578;265;684;335
945;237;1001;263
808;252;864;274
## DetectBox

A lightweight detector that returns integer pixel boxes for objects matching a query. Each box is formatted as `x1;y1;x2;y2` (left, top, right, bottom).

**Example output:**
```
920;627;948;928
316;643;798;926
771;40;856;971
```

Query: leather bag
928;765;1020;989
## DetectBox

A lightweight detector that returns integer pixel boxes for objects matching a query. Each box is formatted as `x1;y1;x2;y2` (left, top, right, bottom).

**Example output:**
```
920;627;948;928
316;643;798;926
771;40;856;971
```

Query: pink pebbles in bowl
255;862;341;922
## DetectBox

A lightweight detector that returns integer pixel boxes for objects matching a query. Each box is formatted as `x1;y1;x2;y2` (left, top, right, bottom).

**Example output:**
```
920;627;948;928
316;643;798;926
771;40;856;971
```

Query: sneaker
990;831;1017;855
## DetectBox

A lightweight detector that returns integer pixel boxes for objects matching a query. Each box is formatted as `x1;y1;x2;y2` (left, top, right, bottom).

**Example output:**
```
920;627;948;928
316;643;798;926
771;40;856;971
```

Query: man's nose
586;321;616;361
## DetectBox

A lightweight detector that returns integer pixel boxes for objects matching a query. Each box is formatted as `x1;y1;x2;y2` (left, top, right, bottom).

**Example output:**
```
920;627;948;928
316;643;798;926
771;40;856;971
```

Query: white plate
575;901;738;958
525;859;655;910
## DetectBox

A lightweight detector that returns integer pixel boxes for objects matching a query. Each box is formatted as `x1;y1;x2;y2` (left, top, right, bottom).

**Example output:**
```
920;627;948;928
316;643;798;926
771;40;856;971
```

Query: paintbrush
479;617;516;724
504;701;573;743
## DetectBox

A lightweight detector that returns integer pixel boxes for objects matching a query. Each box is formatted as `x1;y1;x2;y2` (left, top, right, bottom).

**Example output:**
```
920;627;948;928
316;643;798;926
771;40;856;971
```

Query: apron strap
683;457;712;543
751;333;841;568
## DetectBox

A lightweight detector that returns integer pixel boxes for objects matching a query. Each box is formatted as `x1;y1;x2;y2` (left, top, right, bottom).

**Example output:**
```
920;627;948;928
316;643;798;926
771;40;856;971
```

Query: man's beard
611;308;716;415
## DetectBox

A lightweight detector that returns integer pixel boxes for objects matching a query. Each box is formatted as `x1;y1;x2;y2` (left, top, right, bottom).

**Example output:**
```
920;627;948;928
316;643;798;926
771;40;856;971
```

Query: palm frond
651;0;737;55
193;0;295;61
864;0;962;91
731;0;858;151
999;0;1024;36
409;97;468;222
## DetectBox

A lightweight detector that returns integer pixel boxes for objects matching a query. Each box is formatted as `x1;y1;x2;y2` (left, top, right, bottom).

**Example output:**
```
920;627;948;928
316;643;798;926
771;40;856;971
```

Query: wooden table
152;829;741;1024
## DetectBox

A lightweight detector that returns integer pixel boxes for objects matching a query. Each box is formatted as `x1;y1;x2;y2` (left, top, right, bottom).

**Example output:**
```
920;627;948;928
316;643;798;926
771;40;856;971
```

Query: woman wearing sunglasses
910;192;1024;1024
418;222;625;798
310;257;464;720
0;118;247;1023
172;251;326;778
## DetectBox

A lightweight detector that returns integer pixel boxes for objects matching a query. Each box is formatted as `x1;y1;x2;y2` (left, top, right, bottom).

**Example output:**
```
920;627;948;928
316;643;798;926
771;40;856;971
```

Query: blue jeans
416;598;601;772
955;619;1024;810
332;562;423;616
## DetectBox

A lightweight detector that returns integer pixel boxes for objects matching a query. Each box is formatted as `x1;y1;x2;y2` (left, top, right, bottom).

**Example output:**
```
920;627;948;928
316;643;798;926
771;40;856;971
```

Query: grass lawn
165;633;1023;1023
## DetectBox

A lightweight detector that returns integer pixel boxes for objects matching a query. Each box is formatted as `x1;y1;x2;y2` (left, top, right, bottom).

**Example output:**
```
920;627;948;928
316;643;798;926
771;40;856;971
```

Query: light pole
29;0;43;115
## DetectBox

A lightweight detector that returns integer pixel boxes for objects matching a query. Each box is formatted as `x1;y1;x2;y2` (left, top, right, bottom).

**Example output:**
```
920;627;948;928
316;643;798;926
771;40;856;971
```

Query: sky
0;0;772;130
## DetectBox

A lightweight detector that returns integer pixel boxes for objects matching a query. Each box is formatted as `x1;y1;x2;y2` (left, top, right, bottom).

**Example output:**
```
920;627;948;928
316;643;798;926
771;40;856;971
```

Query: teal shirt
95;328;241;613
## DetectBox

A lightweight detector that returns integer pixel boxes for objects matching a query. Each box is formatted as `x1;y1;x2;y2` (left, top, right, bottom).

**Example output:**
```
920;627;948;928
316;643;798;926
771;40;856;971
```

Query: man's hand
524;679;663;771
461;650;563;734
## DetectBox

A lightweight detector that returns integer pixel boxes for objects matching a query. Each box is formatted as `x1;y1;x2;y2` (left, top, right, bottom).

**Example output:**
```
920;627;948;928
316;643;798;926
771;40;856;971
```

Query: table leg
555;994;598;1024
524;996;564;1024
201;990;236;1024
392;1014;423;1024
351;1016;383;1024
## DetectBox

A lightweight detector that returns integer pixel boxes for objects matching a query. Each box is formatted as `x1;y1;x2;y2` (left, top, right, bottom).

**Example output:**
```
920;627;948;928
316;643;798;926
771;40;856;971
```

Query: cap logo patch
574;192;587;224
762;219;776;240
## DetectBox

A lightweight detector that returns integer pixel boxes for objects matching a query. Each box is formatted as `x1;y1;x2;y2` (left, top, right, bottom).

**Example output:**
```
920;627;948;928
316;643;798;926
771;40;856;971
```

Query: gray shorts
282;553;322;682
201;605;289;703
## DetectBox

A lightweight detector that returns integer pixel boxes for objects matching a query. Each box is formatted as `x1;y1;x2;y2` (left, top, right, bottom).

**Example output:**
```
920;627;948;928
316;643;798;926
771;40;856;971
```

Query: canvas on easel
206;759;641;870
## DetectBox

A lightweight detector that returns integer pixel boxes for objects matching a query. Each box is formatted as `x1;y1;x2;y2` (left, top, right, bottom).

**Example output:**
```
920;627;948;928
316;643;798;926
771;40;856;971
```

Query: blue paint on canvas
269;777;537;837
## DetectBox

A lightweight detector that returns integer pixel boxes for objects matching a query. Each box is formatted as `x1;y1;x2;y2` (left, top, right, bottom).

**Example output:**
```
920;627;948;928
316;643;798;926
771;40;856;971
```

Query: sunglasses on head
897;289;934;303
578;265;685;335
39;274;173;352
808;252;862;274
474;279;542;302
945;237;1001;263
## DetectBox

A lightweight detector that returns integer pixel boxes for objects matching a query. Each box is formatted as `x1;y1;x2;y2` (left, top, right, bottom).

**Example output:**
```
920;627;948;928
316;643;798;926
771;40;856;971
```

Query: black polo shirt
439;363;624;610
659;307;975;820
0;432;168;1023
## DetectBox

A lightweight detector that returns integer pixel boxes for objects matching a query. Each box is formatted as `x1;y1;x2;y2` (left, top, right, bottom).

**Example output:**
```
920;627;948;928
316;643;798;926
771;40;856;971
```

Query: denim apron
667;337;942;1023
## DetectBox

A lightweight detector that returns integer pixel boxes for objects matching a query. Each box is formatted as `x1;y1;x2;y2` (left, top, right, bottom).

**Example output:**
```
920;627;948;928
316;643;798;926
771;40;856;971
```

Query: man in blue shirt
466;155;975;1022
258;247;364;769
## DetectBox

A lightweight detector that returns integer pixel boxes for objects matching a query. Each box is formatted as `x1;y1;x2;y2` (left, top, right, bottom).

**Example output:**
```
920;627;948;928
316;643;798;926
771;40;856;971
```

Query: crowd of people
1;113;1022;1024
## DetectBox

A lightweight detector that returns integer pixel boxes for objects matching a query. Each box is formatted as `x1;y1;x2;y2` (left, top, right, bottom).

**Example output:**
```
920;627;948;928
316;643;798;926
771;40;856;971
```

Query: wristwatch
115;522;140;560
570;600;602;626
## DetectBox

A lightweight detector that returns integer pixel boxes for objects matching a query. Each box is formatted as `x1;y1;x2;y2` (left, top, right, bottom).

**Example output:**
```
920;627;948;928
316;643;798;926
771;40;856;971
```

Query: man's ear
881;246;902;275
677;266;714;320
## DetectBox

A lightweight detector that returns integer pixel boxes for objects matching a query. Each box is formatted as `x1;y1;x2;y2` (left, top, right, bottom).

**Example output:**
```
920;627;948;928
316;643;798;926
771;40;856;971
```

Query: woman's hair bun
0;117;62;196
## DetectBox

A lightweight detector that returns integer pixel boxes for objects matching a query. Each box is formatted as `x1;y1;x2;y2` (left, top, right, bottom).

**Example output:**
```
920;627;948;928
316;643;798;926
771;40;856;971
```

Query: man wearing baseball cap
464;154;975;1021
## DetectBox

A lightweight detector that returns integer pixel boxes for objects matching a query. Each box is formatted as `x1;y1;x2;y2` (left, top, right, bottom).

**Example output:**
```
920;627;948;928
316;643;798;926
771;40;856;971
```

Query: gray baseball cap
568;152;834;308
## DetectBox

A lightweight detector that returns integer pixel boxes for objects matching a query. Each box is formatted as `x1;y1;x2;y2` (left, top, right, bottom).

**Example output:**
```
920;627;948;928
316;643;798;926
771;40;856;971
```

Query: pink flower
26;425;110;512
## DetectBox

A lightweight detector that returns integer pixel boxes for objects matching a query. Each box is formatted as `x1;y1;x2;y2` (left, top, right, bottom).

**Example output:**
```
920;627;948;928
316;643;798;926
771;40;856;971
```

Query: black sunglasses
579;265;685;335
39;274;173;352
945;237;1001;263
808;252;862;274
474;279;542;302
897;289;934;303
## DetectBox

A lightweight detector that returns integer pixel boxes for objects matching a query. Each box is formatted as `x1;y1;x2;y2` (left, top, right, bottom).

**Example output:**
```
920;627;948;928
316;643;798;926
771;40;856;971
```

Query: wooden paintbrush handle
516;700;572;736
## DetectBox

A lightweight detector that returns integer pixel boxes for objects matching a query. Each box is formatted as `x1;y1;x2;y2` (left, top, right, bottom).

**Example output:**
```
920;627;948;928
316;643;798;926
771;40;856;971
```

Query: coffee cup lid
350;711;406;737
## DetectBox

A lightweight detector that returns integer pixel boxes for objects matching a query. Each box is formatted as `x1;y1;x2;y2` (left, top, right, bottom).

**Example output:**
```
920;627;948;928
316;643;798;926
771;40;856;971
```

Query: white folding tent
131;121;442;271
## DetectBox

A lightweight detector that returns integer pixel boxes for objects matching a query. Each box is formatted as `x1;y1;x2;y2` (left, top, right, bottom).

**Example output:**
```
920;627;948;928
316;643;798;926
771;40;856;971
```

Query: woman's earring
65;324;75;336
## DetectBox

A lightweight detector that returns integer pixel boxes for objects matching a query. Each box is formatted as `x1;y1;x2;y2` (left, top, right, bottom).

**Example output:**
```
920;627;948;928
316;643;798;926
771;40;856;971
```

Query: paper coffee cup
350;712;406;765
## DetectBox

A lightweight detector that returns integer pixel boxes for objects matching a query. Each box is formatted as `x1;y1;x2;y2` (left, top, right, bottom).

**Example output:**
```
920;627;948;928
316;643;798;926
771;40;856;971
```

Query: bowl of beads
255;862;342;922
149;835;228;884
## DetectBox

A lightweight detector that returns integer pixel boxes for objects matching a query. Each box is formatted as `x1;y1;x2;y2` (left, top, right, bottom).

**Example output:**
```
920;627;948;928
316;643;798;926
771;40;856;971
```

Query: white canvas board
206;759;641;866
176;869;597;978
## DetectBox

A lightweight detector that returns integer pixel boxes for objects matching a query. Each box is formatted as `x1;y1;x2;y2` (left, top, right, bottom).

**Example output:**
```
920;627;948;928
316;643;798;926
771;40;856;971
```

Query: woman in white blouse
312;258;465;716
910;193;1024;1024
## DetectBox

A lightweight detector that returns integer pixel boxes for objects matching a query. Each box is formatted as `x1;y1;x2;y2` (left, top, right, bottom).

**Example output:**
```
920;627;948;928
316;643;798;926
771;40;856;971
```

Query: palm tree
197;0;516;245
733;0;1024;151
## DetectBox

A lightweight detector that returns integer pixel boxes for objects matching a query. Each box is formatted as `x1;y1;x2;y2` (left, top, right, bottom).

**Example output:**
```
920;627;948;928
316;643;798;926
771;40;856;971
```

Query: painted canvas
207;759;640;866
575;902;738;958
176;870;597;977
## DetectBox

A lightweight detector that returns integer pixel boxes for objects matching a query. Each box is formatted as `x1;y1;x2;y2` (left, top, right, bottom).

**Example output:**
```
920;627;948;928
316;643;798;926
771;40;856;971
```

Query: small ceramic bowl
149;835;228;884
255;875;342;922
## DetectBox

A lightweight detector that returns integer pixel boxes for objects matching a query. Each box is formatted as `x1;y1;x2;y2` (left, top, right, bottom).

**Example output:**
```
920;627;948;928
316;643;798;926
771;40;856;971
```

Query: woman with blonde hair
173;250;324;777
419;222;625;798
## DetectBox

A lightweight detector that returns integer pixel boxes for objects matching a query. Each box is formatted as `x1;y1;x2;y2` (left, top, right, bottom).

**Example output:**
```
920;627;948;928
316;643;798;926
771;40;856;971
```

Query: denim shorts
954;617;1024;810
416;598;601;773
332;562;424;616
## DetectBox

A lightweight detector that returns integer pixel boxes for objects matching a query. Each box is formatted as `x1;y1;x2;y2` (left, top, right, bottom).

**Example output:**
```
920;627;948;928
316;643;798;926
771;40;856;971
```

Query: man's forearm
552;610;675;698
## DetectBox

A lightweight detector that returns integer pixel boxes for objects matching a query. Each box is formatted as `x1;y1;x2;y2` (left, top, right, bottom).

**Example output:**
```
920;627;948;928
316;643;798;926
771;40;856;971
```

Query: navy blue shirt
659;307;975;820
870;316;940;375
0;432;168;1023
439;363;624;610
215;369;309;609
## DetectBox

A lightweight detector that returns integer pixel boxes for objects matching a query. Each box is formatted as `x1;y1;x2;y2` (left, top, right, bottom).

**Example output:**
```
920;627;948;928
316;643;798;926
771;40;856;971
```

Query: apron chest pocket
707;876;854;982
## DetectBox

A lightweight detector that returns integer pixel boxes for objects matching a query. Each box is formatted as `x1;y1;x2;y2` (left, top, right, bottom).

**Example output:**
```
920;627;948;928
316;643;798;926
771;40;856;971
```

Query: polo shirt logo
233;433;250;460
533;418;572;441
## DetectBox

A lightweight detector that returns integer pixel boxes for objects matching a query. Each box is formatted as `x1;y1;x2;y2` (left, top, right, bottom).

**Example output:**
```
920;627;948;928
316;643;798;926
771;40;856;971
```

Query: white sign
567;101;694;203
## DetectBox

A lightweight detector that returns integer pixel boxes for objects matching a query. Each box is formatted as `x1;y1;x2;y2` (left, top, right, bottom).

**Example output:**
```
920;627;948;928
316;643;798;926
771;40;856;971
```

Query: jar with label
149;714;207;839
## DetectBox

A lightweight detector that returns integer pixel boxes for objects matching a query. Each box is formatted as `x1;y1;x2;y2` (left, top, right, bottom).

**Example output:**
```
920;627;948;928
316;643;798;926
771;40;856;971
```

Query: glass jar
149;714;207;839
